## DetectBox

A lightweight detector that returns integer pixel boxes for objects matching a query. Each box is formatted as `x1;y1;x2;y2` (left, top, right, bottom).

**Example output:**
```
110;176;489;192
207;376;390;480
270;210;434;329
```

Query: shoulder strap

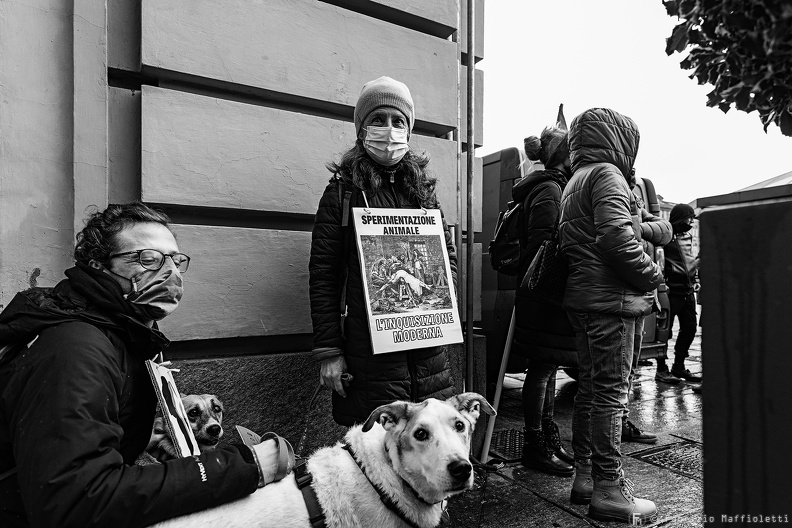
336;178;356;316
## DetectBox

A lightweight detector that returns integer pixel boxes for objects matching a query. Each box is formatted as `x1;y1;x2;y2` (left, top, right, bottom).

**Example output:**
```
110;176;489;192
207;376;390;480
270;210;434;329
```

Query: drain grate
489;428;523;462
630;441;703;481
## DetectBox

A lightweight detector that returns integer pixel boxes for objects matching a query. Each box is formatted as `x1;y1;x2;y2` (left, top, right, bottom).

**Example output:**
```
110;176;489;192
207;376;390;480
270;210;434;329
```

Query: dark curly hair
74;202;171;265
326;141;439;209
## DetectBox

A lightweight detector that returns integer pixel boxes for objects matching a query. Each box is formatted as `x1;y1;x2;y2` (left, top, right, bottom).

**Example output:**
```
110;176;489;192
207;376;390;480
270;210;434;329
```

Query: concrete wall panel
158;225;311;341
460;0;485;62
460;154;483;233
140;87;461;223
109;87;141;203
459;242;482;321
320;0;457;38
461;66;485;147
108;0;140;71
141;0;458;133
0;0;75;304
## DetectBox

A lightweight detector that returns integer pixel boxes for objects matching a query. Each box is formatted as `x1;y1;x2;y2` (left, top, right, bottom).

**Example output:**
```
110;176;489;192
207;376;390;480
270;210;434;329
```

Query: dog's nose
447;460;472;481
207;425;222;437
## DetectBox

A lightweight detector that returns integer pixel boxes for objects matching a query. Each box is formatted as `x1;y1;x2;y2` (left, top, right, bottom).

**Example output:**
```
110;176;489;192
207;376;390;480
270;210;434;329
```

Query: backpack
488;200;523;276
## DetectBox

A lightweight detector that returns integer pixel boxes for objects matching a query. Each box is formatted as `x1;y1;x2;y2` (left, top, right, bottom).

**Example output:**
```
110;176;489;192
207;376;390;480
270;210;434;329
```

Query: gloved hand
248;433;295;487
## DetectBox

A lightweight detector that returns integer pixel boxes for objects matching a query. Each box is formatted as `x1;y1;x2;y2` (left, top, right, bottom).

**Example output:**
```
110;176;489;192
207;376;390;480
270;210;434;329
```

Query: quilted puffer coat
511;168;576;367
558;108;663;316
309;173;457;426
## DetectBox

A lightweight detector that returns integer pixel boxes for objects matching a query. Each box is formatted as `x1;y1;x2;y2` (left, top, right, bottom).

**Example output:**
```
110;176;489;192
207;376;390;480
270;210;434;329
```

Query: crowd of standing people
0;71;702;527
511;107;701;524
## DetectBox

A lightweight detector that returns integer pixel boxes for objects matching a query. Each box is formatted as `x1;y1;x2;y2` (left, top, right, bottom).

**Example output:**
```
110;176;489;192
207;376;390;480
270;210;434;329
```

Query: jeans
568;311;643;481
669;292;697;363
522;360;557;431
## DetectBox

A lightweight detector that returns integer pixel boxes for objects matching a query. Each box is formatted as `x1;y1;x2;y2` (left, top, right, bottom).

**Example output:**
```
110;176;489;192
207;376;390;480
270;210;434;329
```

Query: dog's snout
447;460;472;481
207;424;222;437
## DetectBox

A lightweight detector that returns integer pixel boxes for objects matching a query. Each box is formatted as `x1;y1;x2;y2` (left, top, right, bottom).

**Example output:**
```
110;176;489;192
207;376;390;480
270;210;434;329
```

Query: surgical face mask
363;126;409;166
124;262;184;321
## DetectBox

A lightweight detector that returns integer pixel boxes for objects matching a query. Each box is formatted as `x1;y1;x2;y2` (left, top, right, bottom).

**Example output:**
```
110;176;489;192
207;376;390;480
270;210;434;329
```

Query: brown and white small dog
145;394;225;463
151;392;495;528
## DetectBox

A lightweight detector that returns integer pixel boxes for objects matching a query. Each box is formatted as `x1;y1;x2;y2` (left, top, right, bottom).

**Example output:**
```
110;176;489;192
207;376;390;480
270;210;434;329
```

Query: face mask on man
114;261;183;321
363;126;409;166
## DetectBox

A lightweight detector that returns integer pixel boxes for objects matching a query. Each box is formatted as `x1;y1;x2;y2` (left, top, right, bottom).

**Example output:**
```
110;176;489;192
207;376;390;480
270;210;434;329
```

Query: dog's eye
455;420;466;432
413;428;429;441
187;409;200;417
213;406;222;413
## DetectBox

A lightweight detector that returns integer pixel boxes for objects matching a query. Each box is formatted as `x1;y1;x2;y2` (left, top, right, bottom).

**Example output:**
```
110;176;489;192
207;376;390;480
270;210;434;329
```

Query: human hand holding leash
247;434;295;488
320;355;352;397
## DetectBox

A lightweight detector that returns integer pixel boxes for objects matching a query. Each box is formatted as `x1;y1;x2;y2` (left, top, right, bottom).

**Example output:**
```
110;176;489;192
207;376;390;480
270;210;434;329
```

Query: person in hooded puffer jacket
309;77;457;426
559;108;662;524
511;126;576;477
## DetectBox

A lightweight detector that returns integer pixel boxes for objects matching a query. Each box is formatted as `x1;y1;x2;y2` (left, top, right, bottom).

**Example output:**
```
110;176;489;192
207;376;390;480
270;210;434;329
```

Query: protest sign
353;207;463;354
145;360;201;458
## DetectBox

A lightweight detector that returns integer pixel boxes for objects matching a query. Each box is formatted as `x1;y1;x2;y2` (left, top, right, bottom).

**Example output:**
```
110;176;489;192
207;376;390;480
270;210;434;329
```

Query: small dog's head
362;392;495;504
181;393;225;450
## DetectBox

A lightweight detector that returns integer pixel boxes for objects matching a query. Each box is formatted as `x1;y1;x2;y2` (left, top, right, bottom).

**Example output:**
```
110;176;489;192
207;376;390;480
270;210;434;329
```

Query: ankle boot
570;460;593;504
542;418;574;465
588;470;658;525
521;428;573;477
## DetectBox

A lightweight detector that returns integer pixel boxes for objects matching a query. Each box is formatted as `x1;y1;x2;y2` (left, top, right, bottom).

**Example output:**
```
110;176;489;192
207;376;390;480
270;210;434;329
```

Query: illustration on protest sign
353;207;463;354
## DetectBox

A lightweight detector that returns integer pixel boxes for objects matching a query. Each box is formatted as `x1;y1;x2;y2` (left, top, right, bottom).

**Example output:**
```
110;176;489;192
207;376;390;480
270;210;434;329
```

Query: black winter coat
511;168;576;367
309;174;457;426
0;264;259;528
559;108;663;316
664;232;698;294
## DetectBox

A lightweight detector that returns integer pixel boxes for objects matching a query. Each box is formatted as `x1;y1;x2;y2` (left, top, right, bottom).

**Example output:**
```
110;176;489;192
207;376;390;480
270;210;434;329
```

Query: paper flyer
352;207;463;354
145;360;201;458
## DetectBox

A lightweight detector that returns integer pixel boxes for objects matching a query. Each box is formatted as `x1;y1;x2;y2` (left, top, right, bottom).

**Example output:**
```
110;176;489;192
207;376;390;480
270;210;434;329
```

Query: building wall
0;0;75;303
1;0;486;448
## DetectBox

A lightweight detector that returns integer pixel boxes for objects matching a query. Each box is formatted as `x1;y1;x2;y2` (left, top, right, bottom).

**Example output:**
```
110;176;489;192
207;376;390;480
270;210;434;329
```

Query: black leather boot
542;418;575;465
521;428;573;477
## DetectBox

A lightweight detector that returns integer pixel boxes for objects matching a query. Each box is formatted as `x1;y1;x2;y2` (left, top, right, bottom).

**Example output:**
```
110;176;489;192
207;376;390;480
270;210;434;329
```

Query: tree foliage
664;0;792;136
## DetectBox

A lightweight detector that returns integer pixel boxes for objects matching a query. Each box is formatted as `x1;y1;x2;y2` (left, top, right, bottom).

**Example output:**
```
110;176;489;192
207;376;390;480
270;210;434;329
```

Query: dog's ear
447;393;496;425
179;392;187;398
362;402;409;432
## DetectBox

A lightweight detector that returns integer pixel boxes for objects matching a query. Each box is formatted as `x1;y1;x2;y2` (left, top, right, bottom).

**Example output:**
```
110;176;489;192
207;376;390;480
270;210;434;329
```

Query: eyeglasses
108;249;191;273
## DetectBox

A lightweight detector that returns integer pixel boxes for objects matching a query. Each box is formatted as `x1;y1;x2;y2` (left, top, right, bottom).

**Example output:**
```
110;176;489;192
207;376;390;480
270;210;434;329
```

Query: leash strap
259;432;294;483
294;458;326;528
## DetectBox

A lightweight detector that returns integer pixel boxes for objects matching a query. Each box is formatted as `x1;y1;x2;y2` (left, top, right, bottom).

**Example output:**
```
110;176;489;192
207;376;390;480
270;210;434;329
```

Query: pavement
447;325;704;527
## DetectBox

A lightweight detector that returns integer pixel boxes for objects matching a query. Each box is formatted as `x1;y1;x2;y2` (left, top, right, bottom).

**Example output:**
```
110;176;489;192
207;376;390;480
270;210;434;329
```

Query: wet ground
448;325;704;527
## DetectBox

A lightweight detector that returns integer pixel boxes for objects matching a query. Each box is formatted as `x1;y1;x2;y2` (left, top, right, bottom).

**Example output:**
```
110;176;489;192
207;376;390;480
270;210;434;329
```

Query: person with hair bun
511;125;576;477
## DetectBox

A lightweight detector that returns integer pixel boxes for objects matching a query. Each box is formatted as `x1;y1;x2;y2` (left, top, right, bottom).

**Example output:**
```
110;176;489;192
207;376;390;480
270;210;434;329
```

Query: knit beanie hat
354;76;415;139
669;203;696;226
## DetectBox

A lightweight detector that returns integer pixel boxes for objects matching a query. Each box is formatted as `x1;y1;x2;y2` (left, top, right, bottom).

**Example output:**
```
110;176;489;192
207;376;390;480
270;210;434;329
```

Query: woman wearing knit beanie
308;77;458;426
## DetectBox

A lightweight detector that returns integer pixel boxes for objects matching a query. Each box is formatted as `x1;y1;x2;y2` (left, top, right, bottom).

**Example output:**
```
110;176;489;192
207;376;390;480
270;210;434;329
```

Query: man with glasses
0;202;289;527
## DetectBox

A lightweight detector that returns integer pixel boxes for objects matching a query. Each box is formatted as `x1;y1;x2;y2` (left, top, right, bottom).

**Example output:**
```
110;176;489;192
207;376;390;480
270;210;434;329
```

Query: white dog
151;392;495;528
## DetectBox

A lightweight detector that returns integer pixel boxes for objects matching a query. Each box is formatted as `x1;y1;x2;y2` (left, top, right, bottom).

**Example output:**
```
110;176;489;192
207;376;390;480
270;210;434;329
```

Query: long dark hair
326;141;439;208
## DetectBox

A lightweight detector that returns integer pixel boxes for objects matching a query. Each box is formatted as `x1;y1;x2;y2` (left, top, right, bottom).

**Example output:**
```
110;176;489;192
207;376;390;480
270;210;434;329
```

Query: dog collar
342;443;439;528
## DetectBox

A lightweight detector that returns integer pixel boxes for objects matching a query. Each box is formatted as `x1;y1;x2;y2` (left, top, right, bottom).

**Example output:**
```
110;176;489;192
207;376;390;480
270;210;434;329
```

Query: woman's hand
320;356;350;397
